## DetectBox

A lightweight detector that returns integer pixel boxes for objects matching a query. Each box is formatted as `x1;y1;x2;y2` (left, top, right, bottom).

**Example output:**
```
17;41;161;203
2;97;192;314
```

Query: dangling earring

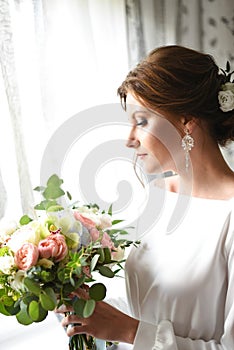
181;129;194;171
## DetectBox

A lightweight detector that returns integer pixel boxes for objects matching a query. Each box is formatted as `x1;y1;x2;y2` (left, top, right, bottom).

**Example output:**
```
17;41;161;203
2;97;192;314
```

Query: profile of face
126;93;184;175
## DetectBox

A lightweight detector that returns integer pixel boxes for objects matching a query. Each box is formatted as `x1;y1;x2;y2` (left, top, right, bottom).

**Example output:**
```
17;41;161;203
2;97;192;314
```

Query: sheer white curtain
0;0;128;220
0;1;128;348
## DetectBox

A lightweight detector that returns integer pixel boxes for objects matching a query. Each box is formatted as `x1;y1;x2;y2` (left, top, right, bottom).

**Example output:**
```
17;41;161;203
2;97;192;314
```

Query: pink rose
89;228;114;250
89;228;100;241
100;232;115;250
15;243;39;270
74;212;96;230
38;233;68;262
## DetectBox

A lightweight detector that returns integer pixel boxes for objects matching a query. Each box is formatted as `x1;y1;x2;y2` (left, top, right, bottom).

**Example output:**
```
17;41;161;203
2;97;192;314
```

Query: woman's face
126;93;182;174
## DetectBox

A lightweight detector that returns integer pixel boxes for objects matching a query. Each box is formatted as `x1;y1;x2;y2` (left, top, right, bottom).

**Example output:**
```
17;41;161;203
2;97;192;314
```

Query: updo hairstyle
117;45;234;146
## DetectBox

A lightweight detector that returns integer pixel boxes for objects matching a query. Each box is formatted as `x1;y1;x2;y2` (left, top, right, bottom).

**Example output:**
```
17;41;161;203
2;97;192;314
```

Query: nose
126;128;140;148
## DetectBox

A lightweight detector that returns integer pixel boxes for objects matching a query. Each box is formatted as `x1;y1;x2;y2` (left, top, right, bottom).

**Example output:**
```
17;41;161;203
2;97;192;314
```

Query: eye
136;118;147;127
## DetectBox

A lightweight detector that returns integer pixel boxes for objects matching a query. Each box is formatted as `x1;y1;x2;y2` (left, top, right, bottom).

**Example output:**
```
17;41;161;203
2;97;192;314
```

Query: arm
132;211;234;350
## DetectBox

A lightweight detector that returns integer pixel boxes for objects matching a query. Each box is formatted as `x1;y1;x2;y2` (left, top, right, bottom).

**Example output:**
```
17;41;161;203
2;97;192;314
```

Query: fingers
61;314;91;337
71;286;89;300
61;314;84;328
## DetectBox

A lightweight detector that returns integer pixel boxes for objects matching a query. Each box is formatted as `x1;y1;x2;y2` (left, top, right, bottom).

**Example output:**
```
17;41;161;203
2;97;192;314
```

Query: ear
181;116;197;133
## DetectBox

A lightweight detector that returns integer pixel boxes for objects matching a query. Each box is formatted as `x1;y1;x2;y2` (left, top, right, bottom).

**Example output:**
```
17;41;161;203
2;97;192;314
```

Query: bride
57;45;234;350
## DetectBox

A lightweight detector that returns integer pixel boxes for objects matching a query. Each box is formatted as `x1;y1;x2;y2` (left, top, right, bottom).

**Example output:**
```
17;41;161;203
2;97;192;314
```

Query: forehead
126;93;151;117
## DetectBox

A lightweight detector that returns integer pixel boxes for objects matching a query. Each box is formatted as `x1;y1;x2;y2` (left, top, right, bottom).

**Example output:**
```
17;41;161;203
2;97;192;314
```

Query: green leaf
98;265;115;278
73;298;86;317
33;186;45;192
111;219;124;225
47;174;63;187
90;254;100;271
0;303;10;316
97;248;105;264
108;204;113;216
16;302;33;325
34;199;57;210
5;302;20;316
103;247;112;263
43;186;65;200
46;205;64;212
19;215;33;225
28;300;40;321
24;277;41;296
40;288;57;311
35;304;48;322
83;299;96;318
89;283;106;301
66;191;72;200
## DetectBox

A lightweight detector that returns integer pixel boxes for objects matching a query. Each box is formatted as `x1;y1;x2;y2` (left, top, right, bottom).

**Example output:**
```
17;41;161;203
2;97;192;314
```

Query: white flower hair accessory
218;61;234;112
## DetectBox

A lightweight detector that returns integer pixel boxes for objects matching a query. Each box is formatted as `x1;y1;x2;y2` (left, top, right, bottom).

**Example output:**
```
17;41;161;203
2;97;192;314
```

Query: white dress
124;188;234;350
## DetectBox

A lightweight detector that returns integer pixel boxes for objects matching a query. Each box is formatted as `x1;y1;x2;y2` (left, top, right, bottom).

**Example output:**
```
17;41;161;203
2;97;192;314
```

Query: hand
56;288;139;344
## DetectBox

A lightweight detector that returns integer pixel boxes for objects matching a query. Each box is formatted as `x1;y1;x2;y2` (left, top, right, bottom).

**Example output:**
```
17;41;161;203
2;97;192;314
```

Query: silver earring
181;129;194;170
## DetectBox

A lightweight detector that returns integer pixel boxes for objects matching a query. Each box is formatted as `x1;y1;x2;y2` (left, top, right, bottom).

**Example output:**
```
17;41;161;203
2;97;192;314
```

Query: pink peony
38;233;68;262
74;212;96;230
15;243;39;270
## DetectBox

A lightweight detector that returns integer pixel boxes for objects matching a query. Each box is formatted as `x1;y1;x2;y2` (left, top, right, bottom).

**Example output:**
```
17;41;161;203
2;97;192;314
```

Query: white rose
221;82;234;93
10;270;26;292
0;255;15;274
218;90;234;112
0;219;18;243
7;224;40;253
99;213;112;229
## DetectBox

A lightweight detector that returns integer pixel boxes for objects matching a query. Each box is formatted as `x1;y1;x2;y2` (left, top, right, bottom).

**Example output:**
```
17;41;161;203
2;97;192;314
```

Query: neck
179;141;234;200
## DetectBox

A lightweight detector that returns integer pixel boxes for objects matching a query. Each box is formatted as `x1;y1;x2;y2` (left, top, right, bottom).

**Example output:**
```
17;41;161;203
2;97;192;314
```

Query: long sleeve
125;195;234;350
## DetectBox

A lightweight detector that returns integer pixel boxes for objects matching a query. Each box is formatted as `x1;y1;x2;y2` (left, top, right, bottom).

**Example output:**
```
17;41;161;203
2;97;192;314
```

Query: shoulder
153;173;179;193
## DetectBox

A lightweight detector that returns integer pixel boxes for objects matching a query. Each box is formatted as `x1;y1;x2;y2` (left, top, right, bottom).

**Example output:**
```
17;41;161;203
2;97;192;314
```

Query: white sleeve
133;213;234;350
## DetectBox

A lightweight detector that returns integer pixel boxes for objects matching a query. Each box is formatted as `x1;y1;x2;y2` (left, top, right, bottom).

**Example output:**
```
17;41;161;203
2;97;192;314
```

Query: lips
137;153;147;159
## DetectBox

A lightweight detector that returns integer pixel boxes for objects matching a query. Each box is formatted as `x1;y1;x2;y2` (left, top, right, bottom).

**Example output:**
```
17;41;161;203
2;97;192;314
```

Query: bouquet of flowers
0;174;138;350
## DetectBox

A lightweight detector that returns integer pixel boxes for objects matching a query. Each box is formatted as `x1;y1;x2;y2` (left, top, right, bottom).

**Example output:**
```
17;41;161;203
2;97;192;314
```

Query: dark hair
117;45;234;146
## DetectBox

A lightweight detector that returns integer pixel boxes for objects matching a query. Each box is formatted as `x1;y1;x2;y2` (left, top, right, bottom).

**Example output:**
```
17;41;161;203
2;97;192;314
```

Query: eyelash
136;119;147;126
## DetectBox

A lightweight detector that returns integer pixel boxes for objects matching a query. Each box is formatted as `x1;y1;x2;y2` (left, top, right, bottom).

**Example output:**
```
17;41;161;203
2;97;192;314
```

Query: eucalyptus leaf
89;283;106;301
28;300;40;321
35;304;48;322
40;290;56;311
42;186;65;200
47;174;63;187
73;298;86;317
16;302;33;325
5;302;20;316
0;303;10;316
83;299;96;318
98;265;115;278
19;215;33;225
24;277;41;296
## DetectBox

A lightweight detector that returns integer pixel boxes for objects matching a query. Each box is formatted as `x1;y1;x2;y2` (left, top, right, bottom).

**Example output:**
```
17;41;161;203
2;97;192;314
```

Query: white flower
0;255;15;274
0;219;18;243
218;90;234;112
221;82;234;93
10;270;26;292
7;223;41;253
99;213;112;229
